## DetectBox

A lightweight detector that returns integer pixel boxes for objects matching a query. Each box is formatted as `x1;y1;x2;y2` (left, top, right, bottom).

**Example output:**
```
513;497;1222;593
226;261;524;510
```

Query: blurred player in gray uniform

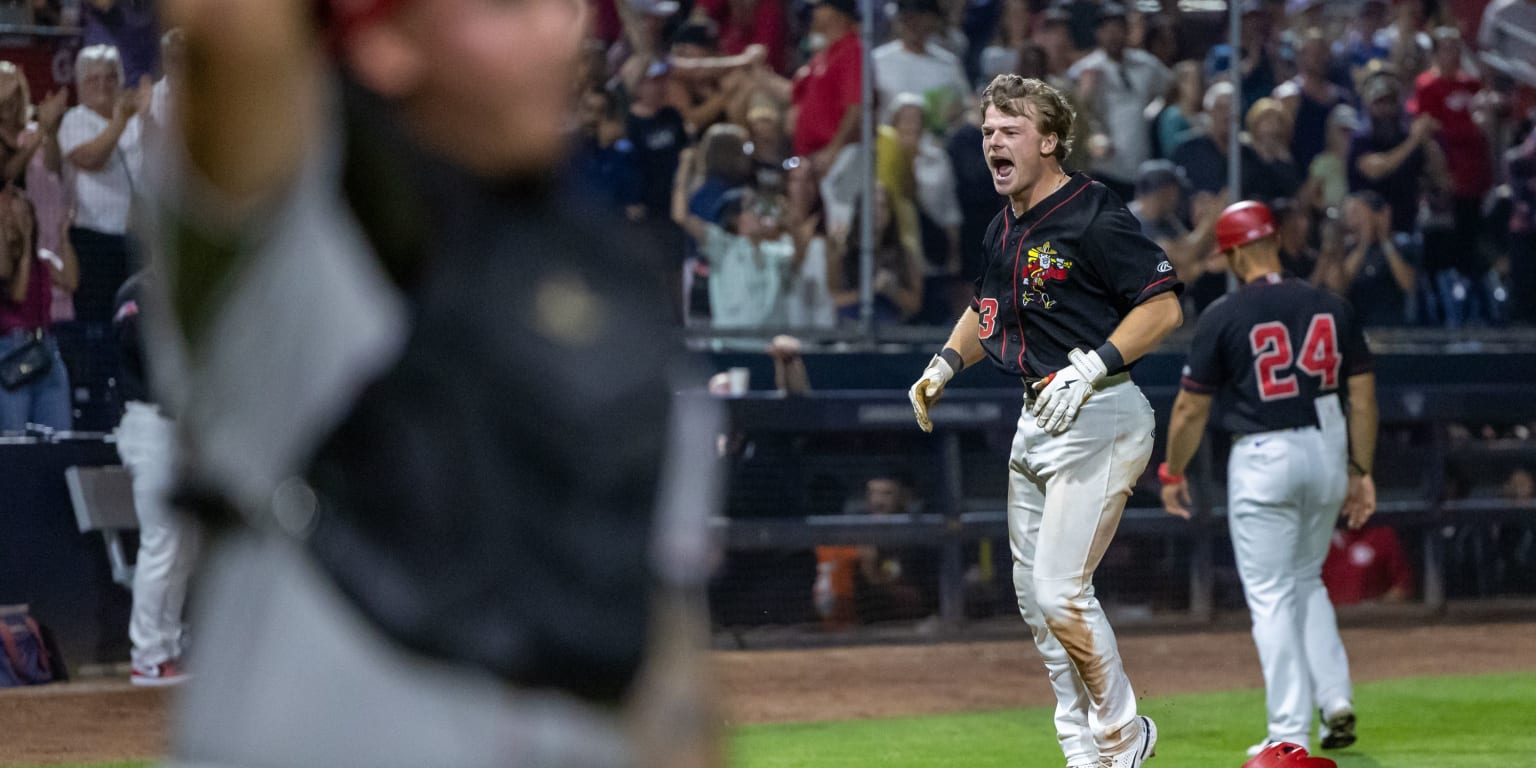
150;1;718;767
910;75;1183;768
1159;201;1378;758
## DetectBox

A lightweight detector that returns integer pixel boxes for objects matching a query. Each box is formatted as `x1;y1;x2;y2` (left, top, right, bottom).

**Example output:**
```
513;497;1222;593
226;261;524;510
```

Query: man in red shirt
1322;525;1414;605
1410;27;1494;322
694;0;790;74
791;0;862;173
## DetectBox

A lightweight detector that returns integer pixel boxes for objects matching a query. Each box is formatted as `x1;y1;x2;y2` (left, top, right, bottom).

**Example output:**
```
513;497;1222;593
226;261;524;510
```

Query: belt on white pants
1021;371;1132;401
1233;424;1320;444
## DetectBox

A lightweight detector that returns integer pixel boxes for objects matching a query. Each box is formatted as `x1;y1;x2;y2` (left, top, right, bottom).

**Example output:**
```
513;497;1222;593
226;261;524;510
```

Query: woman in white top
58;44;151;326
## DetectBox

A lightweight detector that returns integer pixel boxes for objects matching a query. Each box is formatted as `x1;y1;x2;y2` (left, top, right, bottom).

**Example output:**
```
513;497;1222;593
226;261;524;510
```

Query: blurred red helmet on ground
1242;741;1338;768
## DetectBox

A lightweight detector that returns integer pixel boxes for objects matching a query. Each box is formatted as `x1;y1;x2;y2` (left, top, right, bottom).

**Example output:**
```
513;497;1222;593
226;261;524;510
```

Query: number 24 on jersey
1249;314;1340;401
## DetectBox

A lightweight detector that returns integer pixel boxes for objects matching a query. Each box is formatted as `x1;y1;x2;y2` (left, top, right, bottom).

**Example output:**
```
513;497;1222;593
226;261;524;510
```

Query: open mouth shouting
989;154;1015;186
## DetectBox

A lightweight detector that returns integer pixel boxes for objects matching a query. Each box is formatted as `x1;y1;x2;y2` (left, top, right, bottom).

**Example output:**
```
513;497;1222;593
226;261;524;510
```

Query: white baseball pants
116;401;200;670
1227;396;1353;747
1007;375;1154;766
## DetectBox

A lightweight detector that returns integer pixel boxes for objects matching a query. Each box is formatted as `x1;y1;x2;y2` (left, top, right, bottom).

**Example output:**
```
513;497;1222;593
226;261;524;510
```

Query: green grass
730;671;1536;767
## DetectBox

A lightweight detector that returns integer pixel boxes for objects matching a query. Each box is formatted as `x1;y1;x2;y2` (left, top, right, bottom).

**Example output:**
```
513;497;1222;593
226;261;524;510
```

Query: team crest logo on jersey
1021;241;1073;309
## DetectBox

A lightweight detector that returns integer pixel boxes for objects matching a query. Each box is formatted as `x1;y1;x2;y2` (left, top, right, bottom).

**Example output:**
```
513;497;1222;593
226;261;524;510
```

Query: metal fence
706;384;1536;645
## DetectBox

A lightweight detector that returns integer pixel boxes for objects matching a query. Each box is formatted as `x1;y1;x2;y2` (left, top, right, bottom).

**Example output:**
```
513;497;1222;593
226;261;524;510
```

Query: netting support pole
937;430;966;627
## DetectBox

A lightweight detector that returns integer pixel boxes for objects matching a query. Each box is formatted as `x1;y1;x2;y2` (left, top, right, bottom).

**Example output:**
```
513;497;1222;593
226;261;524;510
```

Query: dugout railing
708;383;1536;633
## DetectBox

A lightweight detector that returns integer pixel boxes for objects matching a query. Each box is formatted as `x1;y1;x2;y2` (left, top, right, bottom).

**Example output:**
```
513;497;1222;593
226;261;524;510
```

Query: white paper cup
727;367;751;395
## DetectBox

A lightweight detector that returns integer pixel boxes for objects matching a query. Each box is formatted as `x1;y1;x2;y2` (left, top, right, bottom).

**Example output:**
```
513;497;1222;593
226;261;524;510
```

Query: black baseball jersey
970;173;1181;378
1180;273;1374;435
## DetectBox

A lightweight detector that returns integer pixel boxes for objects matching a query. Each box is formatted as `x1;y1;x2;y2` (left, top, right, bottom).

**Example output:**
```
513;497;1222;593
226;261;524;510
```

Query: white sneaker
1100;716;1157;767
130;659;191;687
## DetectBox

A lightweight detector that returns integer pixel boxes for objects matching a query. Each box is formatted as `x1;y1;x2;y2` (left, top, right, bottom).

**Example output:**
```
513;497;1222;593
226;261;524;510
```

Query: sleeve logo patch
1157;261;1173;273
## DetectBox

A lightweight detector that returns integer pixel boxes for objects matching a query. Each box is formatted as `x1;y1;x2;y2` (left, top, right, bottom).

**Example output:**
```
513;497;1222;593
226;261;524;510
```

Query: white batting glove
1031;348;1108;435
909;354;956;433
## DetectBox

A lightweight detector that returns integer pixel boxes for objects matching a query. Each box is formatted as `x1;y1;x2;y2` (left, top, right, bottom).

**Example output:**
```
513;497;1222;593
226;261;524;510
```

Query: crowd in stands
572;0;1536;331
1;1;168;434
4;1;1536;435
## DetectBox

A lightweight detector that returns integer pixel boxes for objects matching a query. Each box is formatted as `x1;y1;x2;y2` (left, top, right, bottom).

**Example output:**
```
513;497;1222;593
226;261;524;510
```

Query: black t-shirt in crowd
1241;145;1304;204
626;106;688;219
1346;241;1413;326
1181;273;1373;436
1347;124;1426;235
1171;133;1227;195
971;173;1182;378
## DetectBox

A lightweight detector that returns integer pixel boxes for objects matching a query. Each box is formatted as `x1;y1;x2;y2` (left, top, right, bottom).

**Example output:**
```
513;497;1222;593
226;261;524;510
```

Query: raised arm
163;0;321;201
3;89;65;184
161;0;326;337
37;89;67;176
64;101;133;172
669;147;708;242
1355;115;1435;181
1370;208;1416;292
1161;191;1223;283
2;192;33;304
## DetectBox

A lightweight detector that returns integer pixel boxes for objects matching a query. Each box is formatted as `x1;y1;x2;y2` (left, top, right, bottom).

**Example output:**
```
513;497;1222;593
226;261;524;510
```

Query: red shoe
131;659;191;687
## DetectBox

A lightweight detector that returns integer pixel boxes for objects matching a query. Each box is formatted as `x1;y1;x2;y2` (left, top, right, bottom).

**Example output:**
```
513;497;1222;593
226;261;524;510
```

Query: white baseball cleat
1100;715;1157;767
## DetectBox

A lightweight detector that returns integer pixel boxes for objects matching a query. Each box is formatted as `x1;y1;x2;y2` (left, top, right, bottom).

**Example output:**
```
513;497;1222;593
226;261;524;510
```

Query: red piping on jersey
1139;276;1176;299
1180;375;1217;394
1004;182;1090;375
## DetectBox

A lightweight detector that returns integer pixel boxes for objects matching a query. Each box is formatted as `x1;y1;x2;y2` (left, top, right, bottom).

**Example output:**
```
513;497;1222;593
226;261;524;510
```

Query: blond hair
0;61;30;130
980;74;1075;161
1245;96;1292;135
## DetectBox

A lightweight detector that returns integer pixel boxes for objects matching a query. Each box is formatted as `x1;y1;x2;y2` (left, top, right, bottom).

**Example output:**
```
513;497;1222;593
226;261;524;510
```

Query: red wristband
1158;462;1185;486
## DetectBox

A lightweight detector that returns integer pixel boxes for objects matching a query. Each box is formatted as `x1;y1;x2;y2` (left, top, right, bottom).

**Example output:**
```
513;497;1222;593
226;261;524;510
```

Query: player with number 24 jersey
1179;274;1373;431
1160;201;1379;761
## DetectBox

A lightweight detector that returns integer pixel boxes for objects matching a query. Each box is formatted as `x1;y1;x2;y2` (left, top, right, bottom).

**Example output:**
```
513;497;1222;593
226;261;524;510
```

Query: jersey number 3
1249;315;1341;401
977;298;999;339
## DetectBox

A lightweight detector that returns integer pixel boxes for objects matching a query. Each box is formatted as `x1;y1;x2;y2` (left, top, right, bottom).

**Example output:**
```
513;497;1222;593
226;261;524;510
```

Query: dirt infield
714;621;1536;725
3;621;1534;765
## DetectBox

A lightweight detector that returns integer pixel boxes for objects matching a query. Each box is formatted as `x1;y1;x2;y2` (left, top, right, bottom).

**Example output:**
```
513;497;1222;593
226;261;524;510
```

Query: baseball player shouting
1159;200;1378;758
909;75;1182;768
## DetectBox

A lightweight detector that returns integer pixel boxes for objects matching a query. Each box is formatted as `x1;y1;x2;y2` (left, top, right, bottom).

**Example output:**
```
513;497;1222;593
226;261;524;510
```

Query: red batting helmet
1215;200;1277;253
1242;742;1338;768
